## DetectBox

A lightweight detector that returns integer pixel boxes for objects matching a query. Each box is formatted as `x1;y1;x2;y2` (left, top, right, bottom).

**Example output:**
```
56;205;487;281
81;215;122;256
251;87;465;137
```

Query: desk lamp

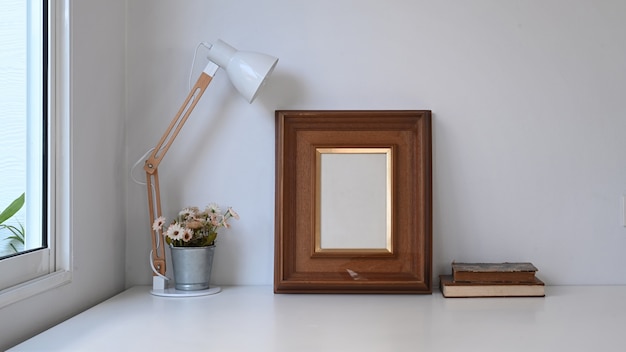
144;40;278;296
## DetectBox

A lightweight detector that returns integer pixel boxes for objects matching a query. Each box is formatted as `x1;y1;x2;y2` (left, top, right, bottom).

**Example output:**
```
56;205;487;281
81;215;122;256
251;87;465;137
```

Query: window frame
0;0;71;309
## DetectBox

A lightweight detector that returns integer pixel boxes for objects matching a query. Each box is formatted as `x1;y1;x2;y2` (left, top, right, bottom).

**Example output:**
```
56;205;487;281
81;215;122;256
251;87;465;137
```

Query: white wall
0;1;127;349
126;0;626;287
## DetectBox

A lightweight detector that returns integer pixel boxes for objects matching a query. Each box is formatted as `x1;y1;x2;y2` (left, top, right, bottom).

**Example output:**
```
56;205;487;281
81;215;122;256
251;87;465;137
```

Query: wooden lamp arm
144;62;219;276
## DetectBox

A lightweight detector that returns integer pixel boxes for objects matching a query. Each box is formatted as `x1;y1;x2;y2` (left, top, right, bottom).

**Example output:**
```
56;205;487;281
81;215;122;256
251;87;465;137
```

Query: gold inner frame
314;147;393;255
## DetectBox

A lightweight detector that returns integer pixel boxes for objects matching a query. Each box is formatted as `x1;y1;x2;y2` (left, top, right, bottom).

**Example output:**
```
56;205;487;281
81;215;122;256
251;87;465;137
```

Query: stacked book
439;262;545;298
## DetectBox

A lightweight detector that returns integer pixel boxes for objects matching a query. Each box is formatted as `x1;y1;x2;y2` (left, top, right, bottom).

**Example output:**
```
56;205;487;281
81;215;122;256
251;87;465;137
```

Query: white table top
11;285;626;351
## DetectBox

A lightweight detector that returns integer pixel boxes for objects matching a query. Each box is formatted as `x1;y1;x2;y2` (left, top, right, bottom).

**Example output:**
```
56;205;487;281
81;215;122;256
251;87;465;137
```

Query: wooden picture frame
274;110;432;293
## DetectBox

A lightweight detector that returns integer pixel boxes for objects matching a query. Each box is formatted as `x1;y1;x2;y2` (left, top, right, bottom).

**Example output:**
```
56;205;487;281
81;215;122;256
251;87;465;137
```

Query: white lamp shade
207;40;279;103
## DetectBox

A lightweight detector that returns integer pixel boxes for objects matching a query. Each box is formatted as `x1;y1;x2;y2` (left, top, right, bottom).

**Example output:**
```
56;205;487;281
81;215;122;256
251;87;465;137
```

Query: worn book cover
452;262;538;283
439;275;545;298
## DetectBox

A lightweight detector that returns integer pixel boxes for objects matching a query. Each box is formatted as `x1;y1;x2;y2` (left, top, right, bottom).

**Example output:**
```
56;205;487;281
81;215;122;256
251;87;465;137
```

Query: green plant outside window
0;193;25;254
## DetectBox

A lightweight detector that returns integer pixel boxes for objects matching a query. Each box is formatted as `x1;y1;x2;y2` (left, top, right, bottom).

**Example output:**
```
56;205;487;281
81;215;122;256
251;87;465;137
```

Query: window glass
0;0;46;259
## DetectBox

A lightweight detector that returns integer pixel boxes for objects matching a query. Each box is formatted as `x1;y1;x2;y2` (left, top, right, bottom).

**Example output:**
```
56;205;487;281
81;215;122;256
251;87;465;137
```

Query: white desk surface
10;285;626;351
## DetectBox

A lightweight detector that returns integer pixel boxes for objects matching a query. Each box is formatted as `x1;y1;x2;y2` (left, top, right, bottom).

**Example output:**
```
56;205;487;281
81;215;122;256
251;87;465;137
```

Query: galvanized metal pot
170;245;215;291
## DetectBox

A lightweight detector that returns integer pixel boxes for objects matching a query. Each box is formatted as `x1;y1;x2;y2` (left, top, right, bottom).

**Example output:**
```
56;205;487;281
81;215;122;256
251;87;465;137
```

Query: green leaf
0;193;25;224
6;234;23;242
206;233;217;246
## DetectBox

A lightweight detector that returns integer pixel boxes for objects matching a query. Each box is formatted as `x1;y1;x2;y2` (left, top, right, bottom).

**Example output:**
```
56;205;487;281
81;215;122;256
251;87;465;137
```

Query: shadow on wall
259;71;306;109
